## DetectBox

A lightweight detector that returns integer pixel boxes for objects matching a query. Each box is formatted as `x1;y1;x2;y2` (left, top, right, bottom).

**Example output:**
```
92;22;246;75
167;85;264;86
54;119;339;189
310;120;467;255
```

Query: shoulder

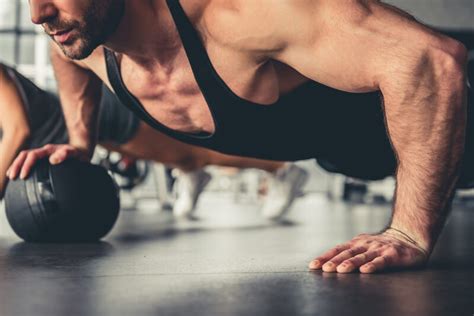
202;0;287;50
202;0;323;55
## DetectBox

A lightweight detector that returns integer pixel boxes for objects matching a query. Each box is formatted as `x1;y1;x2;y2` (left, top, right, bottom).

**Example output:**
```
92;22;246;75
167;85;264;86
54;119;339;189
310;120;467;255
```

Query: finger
20;152;41;179
49;147;78;164
360;255;391;274
49;148;68;165
8;151;28;179
19;146;56;179
322;246;367;272
336;251;379;273
308;244;351;270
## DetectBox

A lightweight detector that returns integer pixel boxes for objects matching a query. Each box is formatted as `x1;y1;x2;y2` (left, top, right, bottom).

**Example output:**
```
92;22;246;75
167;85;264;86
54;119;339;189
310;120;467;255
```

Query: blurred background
0;0;54;90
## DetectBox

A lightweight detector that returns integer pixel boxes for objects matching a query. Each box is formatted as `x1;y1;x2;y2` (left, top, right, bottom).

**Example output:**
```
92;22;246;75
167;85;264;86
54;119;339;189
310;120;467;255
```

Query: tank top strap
165;0;239;110
104;48;161;130
103;48;217;144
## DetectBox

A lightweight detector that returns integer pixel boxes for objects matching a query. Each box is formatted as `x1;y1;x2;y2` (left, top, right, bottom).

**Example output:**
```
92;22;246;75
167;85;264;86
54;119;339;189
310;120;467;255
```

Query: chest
92;44;306;134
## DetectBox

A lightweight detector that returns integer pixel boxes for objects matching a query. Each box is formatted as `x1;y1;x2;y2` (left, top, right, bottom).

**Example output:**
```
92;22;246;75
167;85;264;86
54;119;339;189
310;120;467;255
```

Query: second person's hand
7;144;92;180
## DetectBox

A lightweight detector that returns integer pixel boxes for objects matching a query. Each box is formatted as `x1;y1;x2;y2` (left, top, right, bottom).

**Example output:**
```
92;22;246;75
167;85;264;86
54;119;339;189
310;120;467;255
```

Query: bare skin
0;63;283;197
13;0;468;273
0;66;31;199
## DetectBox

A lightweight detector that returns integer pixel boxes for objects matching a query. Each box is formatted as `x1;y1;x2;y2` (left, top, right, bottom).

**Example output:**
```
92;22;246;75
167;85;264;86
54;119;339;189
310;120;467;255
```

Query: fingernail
323;262;334;270
338;264;349;272
310;260;321;269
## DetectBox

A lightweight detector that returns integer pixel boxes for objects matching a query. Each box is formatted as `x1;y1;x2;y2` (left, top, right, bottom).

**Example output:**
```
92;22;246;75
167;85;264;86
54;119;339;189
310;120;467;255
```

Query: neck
104;0;186;64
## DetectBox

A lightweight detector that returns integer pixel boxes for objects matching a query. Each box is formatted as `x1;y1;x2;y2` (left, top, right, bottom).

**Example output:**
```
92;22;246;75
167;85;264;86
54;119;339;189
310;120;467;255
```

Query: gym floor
1;189;473;316
1;1;473;316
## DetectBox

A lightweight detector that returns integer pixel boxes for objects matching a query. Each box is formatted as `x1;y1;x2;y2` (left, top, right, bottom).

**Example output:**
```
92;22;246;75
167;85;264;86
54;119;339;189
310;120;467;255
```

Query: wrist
69;136;94;156
385;223;433;254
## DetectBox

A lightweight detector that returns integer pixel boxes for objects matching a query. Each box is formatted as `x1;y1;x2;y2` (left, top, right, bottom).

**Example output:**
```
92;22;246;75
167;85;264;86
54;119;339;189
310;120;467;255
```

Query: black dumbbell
4;158;120;242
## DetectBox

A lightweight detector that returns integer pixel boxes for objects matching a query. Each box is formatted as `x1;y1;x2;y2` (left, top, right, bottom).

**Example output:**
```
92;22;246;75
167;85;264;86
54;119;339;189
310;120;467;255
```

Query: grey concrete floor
0;192;473;316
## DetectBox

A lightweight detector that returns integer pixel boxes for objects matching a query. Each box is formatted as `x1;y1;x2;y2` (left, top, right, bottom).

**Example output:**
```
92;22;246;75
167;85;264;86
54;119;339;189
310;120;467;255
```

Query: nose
29;0;58;25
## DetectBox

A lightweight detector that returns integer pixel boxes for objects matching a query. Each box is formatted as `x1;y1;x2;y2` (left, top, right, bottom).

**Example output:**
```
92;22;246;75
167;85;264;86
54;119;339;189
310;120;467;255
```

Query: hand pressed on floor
308;229;429;273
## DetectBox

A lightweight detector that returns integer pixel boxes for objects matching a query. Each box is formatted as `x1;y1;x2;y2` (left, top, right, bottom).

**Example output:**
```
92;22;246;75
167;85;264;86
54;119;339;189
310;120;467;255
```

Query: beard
45;0;125;60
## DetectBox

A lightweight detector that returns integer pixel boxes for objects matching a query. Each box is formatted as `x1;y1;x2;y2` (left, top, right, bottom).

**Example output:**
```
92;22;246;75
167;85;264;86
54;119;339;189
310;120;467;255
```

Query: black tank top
105;0;389;162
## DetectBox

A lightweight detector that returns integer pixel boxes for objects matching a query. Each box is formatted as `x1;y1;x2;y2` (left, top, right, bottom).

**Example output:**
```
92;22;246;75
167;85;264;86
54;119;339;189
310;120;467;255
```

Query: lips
50;28;74;44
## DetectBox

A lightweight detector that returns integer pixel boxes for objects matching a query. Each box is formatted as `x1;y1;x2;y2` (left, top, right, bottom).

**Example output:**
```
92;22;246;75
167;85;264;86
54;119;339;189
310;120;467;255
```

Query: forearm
50;43;101;155
60;78;101;153
382;46;468;252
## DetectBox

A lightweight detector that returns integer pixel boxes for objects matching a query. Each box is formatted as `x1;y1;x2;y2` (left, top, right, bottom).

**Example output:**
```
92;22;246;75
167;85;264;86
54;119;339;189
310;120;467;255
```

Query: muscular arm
50;43;102;157
7;44;103;180
0;65;31;198
244;0;467;272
